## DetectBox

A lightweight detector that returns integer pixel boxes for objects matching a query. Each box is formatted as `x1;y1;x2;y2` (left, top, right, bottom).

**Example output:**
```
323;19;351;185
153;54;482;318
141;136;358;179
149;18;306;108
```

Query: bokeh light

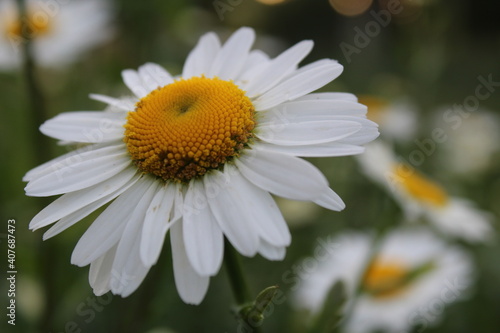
329;0;373;17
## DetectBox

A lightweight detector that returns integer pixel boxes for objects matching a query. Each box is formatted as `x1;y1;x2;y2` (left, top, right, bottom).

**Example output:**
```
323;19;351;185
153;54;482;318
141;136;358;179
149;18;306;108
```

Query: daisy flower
433;108;500;178
359;95;418;142
293;228;474;333
356;141;494;243
0;0;113;70
24;27;379;304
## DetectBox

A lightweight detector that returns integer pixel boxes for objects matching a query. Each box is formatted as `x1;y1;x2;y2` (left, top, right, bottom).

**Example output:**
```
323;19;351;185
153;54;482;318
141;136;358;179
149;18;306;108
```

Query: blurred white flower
275;197;321;227
356;141;494;242
0;0;114;70
24;27;378;304
433;108;500;177
360;96;419;142
293;228;474;333
17;276;45;323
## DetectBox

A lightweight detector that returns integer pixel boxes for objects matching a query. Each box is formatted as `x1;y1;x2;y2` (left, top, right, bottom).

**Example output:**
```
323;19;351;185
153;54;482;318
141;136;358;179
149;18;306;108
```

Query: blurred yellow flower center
5;13;51;39
362;258;409;299
393;164;448;207
359;96;388;124
125;77;255;182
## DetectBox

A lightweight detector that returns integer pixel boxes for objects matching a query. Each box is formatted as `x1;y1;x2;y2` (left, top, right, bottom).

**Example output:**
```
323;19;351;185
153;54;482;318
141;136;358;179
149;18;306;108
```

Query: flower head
356;141;494;243
0;0;113;70
433;108;500;177
293;228;474;333
24;27;378;304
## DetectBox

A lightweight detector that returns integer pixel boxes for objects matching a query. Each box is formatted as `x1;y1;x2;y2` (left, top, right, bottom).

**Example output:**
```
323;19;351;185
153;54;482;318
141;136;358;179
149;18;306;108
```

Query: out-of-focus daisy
433;108;500;178
0;0;113;69
356;141;493;242
275;197;321;227
24;27;379;304
359;96;418;142
293;228;474;333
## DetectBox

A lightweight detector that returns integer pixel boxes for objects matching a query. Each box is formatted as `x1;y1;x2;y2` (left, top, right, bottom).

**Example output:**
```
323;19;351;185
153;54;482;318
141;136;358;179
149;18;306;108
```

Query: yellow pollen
125;76;255;182
392;163;449;207
362;258;409;299
5;12;52;40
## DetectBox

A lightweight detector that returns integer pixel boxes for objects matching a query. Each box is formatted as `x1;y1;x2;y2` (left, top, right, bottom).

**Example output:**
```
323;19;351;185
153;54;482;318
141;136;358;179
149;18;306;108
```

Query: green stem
224;238;252;305
16;1;55;332
224;240;264;333
16;0;51;164
336;191;396;332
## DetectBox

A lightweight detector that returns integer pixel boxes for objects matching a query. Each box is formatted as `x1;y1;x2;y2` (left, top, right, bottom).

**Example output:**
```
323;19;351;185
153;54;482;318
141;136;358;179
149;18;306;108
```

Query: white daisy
433;108;500;178
359;95;419;142
0;0;113;69
24;27;379;304
356;141;494;243
293;228;474;333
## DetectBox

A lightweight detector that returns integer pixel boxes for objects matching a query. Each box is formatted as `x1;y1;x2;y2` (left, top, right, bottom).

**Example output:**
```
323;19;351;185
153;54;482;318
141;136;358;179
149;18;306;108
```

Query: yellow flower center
393;163;449;207
124;76;256;182
362;257;435;300
362;258;409;299
5;12;52;40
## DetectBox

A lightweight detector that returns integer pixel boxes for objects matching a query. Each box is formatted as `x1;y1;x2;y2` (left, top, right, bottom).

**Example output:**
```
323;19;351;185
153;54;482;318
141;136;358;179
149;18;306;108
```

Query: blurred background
1;0;499;332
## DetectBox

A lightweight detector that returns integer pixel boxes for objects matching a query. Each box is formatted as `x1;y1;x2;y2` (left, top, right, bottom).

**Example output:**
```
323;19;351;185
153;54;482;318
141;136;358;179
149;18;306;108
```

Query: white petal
25;145;131;197
110;180;159;296
236;50;270;87
261;100;368;123
182;180;224;276
89;94;136;111
24;142;110;182
256;120;361;146
235;180;291;247
42;171;141;240
203;169;260;257
40;111;126;143
140;184;178;267
89;245;117;296
296;92;358;102
235;147;333;204
261;114;377;132
257;141;365;157
172;183;184;223
254;60;343;111
337;125;380;145
282;58;333;80
258;239;286;261
31;166;138;230
244;40;314;97
71;177;154;266
170;221;210;305
122;69;150;98
205;165;290;248
138;62;174;91
240;50;270;74
207;27;255;80
428;198;494;243
182;32;221;78
313;187;345;211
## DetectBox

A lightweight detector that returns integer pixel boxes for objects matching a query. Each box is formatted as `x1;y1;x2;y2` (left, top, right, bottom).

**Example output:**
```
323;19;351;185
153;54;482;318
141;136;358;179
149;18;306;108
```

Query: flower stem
224;238;252;305
16;0;51;163
16;1;56;332
335;189;396;332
